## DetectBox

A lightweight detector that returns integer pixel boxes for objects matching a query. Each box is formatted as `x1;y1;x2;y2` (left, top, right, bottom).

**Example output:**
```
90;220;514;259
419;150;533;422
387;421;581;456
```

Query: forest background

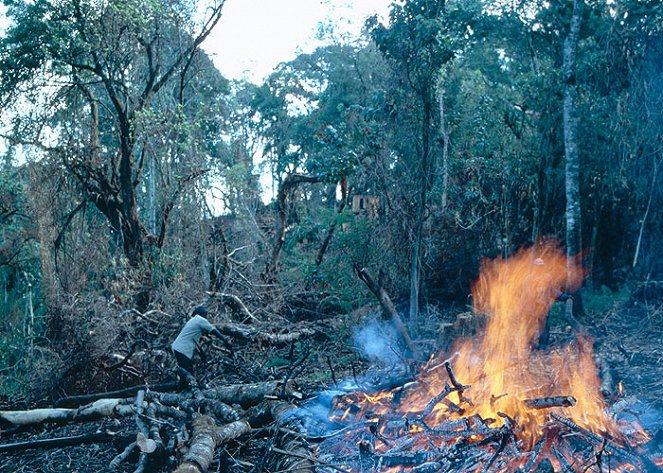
0;0;660;403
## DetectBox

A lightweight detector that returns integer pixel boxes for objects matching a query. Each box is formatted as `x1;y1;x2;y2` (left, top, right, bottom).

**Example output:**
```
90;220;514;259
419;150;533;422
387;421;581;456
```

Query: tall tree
562;0;584;308
368;0;479;328
0;0;226;268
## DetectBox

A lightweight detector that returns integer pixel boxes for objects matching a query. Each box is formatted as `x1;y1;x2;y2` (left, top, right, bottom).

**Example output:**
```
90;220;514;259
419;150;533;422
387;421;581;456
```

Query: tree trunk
148;153;157;234
313;201;345;267
409;94;434;331
439;87;449;214
633;157;658;270
563;0;584;314
173;415;250;473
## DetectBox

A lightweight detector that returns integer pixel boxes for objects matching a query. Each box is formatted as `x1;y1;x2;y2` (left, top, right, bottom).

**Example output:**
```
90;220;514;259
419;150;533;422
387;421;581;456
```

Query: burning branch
444;360;472;406
523;396;576;409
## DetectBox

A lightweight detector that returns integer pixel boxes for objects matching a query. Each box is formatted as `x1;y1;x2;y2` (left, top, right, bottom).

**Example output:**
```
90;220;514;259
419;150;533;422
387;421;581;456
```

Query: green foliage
0;0;661;403
264;357;290;368
583;286;630;316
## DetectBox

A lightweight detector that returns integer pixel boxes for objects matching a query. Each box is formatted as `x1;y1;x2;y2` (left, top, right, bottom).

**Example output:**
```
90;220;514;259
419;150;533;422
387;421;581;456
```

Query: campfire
310;244;661;472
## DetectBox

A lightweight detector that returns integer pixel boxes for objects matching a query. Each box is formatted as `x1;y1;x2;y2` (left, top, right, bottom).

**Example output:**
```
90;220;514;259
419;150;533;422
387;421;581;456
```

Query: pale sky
0;1;393;83
206;0;392;83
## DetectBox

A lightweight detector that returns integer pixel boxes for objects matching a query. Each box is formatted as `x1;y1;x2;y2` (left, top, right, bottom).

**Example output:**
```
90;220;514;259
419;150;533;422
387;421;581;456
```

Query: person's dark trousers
173;350;194;389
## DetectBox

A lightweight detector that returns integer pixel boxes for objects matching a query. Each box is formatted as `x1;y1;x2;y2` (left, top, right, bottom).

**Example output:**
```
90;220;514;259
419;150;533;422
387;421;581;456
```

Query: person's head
192;305;208;318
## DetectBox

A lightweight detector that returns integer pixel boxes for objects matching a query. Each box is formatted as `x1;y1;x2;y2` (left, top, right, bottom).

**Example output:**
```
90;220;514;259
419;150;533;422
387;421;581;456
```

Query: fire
408;243;619;445
318;242;655;472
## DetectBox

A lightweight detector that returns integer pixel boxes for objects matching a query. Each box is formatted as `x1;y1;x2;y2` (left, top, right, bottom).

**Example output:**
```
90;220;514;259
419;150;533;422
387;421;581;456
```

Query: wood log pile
0;379;305;473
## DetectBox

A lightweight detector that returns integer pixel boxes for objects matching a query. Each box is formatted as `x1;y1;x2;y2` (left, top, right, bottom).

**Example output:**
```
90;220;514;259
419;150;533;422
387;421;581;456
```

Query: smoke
352;316;404;367
286;317;408;436
283;389;348;437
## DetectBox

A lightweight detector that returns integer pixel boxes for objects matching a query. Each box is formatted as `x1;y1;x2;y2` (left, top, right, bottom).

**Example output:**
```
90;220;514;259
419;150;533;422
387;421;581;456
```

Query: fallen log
134;390;150;473
55;382;179;408
0;398;134;426
255;328;316;346
0;431;114;453
173;415;250;473
213;322;316;347
158;380;301;408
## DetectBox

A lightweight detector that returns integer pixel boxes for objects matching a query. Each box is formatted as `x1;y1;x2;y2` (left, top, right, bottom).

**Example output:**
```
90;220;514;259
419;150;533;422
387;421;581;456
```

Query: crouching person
172;305;224;389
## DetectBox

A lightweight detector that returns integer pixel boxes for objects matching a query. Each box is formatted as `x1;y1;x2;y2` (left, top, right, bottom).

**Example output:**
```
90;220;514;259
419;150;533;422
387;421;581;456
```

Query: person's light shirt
171;315;216;358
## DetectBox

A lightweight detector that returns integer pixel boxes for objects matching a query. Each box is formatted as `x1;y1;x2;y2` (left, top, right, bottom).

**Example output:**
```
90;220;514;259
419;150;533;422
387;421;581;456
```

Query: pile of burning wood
303;244;662;472
1;244;661;473
305;359;661;473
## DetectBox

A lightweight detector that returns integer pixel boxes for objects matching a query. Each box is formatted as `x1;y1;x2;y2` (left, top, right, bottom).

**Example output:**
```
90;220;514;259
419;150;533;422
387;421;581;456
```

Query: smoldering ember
0;0;662;472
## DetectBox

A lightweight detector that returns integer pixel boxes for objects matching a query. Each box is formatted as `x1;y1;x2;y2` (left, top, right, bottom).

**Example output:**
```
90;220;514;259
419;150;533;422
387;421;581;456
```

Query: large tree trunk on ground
0;399;135;426
173;416;250;473
156;380;301;409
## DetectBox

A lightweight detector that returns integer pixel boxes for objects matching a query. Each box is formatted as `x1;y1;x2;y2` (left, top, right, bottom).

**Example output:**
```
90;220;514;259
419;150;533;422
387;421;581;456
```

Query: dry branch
419;382;457;420
54;382;179;408
444;360;472;406
0;431;114;453
355;266;417;356
110;441;137;470
206;292;257;322
550;413;652;470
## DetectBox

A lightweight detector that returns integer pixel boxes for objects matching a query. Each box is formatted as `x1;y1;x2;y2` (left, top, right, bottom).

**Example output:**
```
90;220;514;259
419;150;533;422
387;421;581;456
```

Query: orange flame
406;242;621;445
322;242;657;472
